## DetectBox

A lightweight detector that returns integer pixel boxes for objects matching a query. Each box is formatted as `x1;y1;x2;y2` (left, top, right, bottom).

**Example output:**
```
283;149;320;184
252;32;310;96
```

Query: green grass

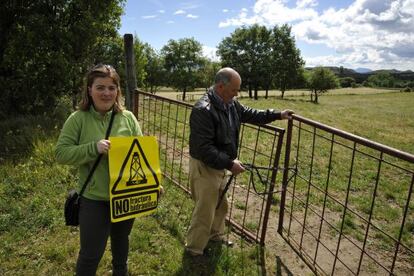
0;135;265;275
239;91;414;154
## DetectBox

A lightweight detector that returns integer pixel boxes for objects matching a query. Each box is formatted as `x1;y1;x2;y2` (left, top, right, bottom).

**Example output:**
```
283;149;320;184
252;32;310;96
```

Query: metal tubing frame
279;114;414;275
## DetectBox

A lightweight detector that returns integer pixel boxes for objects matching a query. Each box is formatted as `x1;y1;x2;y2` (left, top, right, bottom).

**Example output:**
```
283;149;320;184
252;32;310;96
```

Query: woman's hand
96;139;111;154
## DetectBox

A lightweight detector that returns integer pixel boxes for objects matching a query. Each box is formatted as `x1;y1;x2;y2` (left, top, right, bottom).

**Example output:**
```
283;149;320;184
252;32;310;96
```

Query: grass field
157;87;413;153
247;91;414;155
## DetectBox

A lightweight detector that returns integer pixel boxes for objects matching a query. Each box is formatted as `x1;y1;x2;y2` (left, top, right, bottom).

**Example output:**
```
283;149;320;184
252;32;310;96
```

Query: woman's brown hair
78;64;124;113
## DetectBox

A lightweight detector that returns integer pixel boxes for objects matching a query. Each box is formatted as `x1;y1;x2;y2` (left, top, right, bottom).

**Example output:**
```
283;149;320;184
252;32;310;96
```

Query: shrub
0;96;72;162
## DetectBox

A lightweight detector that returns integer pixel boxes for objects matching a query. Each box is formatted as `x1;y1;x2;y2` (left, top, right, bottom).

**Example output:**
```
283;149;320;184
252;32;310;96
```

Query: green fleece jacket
55;107;142;201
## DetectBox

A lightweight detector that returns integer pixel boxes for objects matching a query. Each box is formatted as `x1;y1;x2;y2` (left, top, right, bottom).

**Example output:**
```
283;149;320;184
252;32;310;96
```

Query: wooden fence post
123;33;136;111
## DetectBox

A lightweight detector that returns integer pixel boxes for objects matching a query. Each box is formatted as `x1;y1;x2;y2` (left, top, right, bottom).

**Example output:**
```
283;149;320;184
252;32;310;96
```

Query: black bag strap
79;109;116;197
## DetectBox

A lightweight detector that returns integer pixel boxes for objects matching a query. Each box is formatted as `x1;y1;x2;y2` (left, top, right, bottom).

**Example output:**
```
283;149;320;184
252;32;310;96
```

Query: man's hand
230;159;245;175
281;109;294;120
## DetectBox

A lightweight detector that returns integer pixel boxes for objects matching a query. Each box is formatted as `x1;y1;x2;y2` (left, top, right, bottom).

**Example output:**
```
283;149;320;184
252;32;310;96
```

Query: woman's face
89;77;118;115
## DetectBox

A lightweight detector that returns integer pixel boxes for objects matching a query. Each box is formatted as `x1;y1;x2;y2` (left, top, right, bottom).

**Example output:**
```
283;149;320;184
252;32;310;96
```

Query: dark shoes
184;248;208;266
185;249;203;257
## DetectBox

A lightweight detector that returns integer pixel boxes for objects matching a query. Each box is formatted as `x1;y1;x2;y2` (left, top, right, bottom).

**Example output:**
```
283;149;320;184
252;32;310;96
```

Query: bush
401;87;412;92
0;96;72;162
0;117;38;160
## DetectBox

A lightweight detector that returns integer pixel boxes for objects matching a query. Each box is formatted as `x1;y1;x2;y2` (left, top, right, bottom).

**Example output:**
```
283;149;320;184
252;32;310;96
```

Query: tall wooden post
123;34;136;111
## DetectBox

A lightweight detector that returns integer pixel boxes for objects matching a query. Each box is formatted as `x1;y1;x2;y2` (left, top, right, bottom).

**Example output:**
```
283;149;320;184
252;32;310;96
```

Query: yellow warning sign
108;136;162;222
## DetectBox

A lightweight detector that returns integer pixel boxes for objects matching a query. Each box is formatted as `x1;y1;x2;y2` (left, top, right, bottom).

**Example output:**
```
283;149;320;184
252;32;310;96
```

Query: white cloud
222;9;229;13
202;45;220;62
174;9;186;15
187;14;199;19
296;0;318;8
218;0;414;70
142;15;157;19
158;10;165;14
166;20;174;24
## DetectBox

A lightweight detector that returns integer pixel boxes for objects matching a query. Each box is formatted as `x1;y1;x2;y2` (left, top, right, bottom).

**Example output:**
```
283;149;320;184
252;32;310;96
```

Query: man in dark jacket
185;67;293;256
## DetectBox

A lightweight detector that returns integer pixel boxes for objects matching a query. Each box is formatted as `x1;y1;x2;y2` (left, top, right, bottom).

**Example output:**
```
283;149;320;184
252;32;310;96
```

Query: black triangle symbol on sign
111;138;159;195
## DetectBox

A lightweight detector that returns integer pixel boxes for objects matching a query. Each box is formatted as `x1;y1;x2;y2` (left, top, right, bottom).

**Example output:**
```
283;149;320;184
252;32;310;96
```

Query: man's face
219;76;241;103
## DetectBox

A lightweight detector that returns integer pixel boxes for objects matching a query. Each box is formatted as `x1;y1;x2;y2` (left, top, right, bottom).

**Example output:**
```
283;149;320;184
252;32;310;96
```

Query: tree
271;24;305;99
217;24;304;100
217;24;271;99
143;45;164;93
366;72;395;88
339;77;356;88
217;28;253;97
197;59;220;91
0;0;125;118
133;36;148;89
306;67;339;103
161;38;204;100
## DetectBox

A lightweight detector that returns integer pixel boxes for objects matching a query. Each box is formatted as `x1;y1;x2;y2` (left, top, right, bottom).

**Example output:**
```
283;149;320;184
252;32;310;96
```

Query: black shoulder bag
64;110;116;226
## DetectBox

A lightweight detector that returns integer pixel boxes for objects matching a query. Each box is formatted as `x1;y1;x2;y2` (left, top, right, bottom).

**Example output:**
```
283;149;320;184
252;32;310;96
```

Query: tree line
2;1;411;120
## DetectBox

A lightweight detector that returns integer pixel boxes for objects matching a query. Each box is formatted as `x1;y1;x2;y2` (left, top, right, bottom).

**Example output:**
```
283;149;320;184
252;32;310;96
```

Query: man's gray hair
214;68;234;86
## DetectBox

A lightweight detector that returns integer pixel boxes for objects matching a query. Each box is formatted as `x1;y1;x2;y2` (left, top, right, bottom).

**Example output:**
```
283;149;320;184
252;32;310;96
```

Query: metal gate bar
279;114;414;275
135;90;285;244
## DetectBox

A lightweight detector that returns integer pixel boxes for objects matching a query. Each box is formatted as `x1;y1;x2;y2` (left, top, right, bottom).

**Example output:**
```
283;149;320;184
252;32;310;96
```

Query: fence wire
134;90;413;275
134;90;285;244
278;114;414;275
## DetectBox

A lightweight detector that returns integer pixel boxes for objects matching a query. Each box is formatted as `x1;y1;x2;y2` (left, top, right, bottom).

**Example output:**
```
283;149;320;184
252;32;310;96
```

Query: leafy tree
218;24;271;99
218;24;304;100
339;77;356;88
218;28;253;97
143;45;164;93
198;59;220;91
133;36;148;89
161;38;204;100
271;24;305;98
0;0;125;118
306;67;339;103
366;72;395;88
93;35;126;89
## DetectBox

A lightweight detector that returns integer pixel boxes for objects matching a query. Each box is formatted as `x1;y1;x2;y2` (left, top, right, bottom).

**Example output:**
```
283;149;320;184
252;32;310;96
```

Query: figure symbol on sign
126;152;147;185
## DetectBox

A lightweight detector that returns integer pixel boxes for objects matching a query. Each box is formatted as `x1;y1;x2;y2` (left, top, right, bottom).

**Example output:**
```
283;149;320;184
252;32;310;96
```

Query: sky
119;0;414;71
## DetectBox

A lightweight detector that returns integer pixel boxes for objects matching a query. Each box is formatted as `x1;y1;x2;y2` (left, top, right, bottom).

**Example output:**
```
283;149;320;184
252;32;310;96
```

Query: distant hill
355;68;372;73
305;66;414;83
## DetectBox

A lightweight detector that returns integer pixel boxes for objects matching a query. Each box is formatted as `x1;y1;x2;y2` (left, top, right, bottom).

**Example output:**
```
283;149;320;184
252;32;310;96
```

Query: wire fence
134;90;414;275
134;89;285;244
278;115;414;275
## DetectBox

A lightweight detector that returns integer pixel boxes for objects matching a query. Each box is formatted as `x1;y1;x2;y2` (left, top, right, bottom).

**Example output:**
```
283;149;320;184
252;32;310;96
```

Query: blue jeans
76;197;134;276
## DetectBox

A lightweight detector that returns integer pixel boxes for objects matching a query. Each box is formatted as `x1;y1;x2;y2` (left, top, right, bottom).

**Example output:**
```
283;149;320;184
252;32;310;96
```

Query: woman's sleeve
130;112;143;136
55;114;99;165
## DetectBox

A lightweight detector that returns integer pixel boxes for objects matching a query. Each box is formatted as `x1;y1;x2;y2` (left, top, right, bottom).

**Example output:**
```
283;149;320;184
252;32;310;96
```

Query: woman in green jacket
56;64;141;276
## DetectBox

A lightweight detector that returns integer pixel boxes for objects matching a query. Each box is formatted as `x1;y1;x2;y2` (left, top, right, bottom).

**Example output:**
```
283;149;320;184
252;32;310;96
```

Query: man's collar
212;89;234;109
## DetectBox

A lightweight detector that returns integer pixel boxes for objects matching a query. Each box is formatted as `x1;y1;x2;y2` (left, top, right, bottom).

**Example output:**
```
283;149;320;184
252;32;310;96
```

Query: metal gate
134;90;285;244
278;114;414;275
134;90;413;275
